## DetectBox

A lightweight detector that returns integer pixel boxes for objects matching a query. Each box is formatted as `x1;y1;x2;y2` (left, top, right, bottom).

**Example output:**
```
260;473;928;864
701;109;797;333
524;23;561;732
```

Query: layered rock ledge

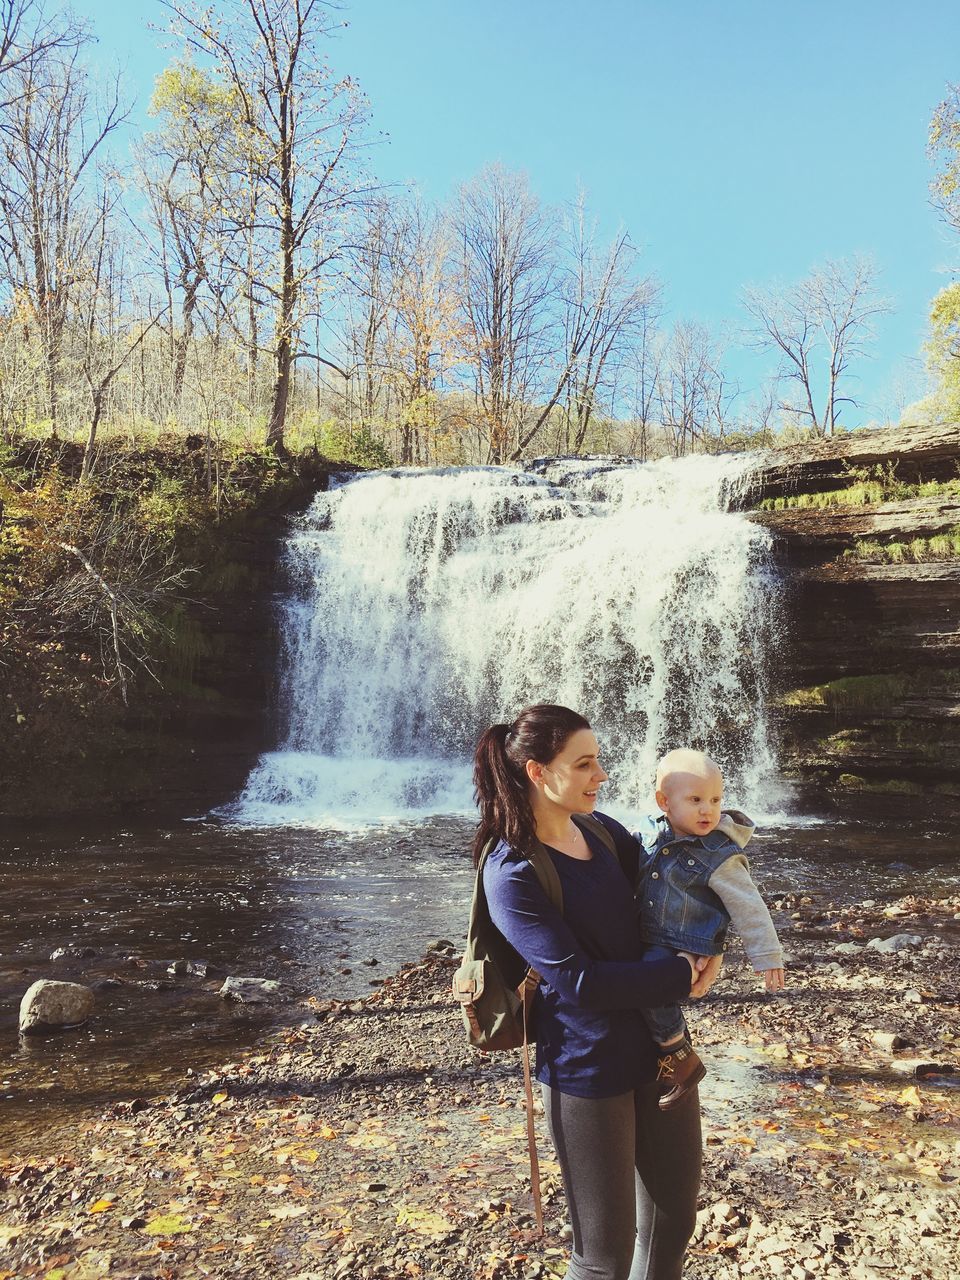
739;422;960;814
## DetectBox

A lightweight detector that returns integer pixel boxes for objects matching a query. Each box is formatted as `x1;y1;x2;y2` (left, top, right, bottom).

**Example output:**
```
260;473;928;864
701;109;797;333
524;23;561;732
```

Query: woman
474;704;720;1280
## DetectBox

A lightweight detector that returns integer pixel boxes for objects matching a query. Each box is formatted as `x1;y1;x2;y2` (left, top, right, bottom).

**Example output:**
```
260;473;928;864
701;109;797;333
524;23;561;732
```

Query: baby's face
656;767;723;839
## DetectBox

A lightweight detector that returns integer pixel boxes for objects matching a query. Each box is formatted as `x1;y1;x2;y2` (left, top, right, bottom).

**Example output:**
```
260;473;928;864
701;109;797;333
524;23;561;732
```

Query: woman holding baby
473;703;722;1280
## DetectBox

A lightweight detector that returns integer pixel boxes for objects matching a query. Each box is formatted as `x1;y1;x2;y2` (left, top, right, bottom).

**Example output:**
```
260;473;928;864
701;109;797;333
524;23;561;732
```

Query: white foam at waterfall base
228;753;474;829
230;453;788;829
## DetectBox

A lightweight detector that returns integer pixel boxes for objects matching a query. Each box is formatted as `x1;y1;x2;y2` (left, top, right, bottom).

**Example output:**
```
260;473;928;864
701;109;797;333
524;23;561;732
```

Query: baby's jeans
640;945;687;1045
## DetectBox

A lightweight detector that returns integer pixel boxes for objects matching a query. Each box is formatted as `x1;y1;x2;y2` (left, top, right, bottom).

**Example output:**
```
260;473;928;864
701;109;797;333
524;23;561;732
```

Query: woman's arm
485;856;692;1013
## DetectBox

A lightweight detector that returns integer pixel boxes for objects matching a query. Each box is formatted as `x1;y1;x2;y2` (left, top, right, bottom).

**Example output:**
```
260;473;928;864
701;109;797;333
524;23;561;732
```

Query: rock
890;1058;957;1077
167;959;188;977
738;422;960;505
871;1031;911;1052
866;933;923;953
758;1235;793;1257
426;939;457;954
19;979;95;1034
752;495;960;550
913;1061;957;1078
49;945;96;962
218;976;283;1004
835;942;864;954
186;959;223;979
709;1200;737;1224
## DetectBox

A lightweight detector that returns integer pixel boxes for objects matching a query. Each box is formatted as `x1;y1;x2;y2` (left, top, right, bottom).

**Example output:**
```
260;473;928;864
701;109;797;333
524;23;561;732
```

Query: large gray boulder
19;979;95;1034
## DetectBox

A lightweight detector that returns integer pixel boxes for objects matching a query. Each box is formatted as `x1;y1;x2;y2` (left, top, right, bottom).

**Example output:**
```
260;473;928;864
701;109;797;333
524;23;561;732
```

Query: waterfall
230;454;783;827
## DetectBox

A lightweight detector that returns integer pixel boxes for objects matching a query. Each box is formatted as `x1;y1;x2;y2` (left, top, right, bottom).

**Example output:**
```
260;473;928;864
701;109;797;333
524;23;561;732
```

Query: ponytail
471;704;591;865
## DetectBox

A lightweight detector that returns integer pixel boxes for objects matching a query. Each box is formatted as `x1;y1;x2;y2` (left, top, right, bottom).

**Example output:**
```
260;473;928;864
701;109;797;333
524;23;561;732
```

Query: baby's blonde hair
656;748;722;792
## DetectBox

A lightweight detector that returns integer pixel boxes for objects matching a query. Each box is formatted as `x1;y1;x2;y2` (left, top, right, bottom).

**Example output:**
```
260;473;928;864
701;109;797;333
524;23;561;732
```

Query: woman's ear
525;758;544;787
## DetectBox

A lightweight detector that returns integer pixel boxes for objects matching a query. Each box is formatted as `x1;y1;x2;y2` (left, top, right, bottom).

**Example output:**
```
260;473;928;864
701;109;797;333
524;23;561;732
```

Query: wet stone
867;934;924;953
19;979;95;1034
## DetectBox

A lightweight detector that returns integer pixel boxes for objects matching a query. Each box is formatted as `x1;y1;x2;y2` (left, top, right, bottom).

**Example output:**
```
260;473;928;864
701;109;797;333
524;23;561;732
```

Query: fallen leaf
396;1204;456;1236
212;1092;229;1105
143;1214;194;1237
269;1205;308;1220
87;1199;115;1214
898;1085;923;1108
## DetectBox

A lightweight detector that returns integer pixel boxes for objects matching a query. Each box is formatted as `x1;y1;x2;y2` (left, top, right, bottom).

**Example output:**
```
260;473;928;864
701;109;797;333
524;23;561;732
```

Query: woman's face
536;727;609;814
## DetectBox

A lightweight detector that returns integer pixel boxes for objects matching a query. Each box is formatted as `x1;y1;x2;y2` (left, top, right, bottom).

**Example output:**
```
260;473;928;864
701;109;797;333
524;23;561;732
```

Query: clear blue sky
84;0;960;426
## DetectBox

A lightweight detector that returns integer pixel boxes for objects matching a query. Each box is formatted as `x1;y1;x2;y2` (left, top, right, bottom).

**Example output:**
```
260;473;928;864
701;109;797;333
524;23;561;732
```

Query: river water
3;457;958;1152
3;812;958;1154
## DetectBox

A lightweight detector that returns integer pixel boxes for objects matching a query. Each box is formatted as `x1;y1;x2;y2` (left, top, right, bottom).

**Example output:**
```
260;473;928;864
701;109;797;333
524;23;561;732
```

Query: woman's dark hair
472;703;591;864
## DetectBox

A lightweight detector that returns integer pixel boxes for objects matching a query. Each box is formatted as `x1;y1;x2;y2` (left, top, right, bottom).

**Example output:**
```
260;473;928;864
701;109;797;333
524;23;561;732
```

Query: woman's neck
531;794;579;847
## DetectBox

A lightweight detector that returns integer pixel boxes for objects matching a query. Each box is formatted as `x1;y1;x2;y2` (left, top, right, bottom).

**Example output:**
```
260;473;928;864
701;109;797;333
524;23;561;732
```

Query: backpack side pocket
453;957;524;1051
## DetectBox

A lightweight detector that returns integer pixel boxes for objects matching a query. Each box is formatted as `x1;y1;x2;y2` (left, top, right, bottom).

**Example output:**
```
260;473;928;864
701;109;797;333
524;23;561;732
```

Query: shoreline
2;893;959;1280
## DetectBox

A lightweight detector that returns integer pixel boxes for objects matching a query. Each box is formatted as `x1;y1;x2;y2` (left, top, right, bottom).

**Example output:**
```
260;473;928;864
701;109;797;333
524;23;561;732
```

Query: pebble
872;1031;911;1052
866;933;923;953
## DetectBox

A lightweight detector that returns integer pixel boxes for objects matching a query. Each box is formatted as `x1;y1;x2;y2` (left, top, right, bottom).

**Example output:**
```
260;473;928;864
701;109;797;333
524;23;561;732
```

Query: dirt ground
2;890;959;1280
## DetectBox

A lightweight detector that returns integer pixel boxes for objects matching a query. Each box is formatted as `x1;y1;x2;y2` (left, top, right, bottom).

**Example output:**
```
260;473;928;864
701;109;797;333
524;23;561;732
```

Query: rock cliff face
1;457;343;823
741;423;960;817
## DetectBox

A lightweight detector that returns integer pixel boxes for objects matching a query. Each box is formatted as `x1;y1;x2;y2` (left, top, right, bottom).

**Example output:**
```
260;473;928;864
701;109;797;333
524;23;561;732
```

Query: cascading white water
231;454;783;827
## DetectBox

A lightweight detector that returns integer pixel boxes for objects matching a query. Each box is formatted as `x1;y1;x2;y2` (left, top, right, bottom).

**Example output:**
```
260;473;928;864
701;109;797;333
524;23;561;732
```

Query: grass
845;528;960;563
757;459;960;513
780;670;960;713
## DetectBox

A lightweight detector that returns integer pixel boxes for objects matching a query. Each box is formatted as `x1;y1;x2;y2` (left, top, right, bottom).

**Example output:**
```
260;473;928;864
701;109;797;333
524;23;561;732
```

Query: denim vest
634;811;754;956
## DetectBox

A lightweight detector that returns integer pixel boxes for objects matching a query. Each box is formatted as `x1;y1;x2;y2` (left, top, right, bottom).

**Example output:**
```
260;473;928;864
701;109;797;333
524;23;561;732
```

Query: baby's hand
758;967;785;992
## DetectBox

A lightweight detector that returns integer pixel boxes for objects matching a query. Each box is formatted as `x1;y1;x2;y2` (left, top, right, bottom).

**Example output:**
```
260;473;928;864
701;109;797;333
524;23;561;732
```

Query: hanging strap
518;967;544;1235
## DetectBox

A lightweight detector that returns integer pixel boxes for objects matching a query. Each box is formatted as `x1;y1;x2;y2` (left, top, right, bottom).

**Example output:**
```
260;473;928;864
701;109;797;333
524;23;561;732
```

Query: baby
634;748;785;1109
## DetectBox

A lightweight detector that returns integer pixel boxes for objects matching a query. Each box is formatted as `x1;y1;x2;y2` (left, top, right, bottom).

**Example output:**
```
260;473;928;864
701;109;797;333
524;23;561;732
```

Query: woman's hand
675;951;699;985
688;953;723;998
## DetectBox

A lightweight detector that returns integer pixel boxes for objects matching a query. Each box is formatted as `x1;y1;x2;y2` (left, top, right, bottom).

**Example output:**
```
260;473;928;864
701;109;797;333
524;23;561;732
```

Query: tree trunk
172;276;199;408
80;388;105;482
266;215;295;453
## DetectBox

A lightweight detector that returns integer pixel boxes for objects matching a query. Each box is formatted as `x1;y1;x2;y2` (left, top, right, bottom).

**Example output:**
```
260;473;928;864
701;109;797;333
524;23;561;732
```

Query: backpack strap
573;812;635;882
472;836;561;1237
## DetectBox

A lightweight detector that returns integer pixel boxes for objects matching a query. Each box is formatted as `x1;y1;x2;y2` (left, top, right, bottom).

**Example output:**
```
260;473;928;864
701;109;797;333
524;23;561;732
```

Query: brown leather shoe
656;1042;705;1110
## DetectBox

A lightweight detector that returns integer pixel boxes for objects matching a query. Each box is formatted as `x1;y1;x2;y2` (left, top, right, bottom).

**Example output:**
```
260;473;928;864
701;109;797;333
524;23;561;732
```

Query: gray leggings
542;1081;702;1280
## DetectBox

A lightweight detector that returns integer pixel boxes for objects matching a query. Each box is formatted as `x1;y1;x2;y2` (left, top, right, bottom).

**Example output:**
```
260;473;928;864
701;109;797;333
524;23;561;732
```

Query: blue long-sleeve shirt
482;812;693;1098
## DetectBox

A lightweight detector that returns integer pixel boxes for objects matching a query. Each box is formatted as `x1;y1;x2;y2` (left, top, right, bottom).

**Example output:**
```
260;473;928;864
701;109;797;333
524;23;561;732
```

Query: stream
2;811;958;1154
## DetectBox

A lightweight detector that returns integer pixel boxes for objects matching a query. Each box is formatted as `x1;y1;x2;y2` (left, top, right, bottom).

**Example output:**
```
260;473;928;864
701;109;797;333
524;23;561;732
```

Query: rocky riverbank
2;890;958;1280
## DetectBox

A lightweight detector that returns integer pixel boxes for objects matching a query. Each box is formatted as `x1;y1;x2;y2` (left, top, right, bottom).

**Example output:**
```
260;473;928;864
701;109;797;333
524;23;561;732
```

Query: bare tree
343;198;399;438
929;82;960;238
0;38;126;434
383;196;460;464
0;0;83;101
74;203;168;480
622;300;663;460
454;164;558;464
557;196;660;455
138;61;245;415
163;0;372;453
657;320;729;456
743;257;890;437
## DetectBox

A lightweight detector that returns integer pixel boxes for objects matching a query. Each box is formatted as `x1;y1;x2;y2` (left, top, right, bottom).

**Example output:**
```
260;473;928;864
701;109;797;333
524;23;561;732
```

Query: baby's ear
654;788;668;812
